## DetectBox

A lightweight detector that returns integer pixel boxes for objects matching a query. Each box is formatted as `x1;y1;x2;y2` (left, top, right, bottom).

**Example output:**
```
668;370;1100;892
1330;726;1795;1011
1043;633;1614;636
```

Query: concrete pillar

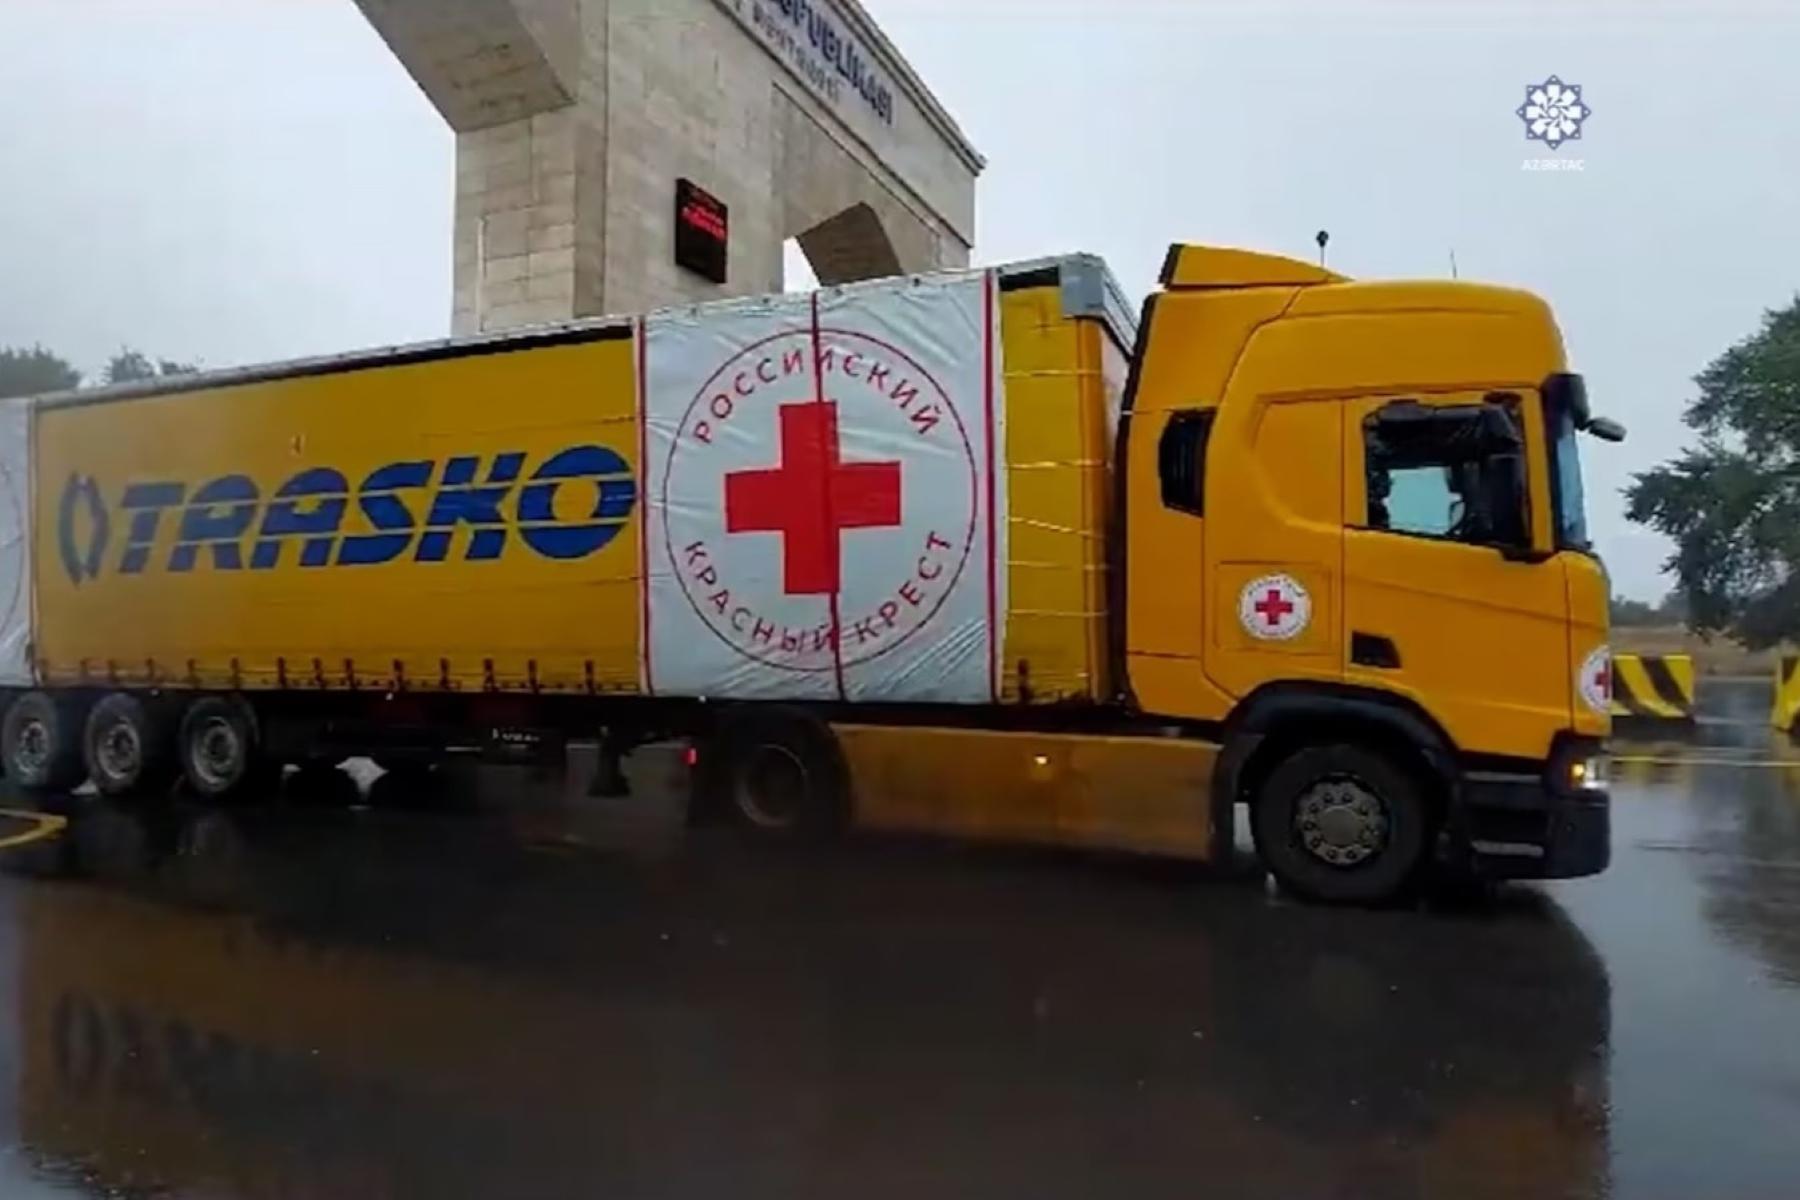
452;110;586;332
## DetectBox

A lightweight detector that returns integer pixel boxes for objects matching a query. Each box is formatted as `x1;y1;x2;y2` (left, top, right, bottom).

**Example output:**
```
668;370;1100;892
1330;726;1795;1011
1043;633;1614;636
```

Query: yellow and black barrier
1772;655;1800;732
1610;653;1695;721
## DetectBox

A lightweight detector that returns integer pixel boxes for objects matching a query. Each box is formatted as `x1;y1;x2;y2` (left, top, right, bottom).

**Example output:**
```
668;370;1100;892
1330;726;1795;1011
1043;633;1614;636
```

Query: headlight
1568;755;1607;791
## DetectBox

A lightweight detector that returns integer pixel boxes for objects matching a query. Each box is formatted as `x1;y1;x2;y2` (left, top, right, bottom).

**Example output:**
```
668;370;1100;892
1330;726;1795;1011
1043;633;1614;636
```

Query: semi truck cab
1122;245;1618;897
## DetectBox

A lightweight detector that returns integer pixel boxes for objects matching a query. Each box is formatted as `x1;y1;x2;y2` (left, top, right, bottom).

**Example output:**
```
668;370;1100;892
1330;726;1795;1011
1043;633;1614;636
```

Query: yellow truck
0;245;1623;902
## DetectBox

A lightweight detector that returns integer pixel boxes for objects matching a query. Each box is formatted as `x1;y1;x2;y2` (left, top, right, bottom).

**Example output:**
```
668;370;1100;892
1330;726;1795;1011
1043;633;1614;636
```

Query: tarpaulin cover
642;270;1005;702
0;399;31;686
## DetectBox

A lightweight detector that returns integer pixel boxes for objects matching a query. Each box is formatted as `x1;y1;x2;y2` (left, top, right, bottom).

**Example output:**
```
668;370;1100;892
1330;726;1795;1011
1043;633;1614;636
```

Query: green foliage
1610;596;1659;626
1;344;199;401
0;345;81;399
1609;591;1687;627
1627;297;1800;647
104;348;198;386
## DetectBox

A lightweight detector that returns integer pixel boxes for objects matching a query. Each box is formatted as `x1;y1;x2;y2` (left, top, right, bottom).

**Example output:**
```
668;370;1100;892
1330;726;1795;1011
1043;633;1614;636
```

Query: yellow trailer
2;248;1623;902
30;261;1119;704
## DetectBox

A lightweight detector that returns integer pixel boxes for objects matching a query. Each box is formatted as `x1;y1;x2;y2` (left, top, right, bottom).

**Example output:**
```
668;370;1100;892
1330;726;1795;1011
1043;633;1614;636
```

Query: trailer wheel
1250;743;1430;905
701;708;849;838
177;696;271;802
83;693;175;799
2;691;86;793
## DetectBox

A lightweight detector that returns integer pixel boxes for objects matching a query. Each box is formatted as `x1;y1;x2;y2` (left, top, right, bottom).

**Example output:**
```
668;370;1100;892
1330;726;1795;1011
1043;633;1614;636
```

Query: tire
698;707;849;839
83;693;176;799
1250;742;1431;905
177;696;272;803
2;691;86;793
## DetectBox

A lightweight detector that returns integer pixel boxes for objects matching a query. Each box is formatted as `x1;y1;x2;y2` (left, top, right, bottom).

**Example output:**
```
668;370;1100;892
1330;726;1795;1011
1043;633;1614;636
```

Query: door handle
1352;632;1402;669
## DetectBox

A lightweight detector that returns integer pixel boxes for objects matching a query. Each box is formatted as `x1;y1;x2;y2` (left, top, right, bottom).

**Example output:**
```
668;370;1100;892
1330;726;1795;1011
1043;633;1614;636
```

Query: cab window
1361;397;1529;549
1378;466;1461;536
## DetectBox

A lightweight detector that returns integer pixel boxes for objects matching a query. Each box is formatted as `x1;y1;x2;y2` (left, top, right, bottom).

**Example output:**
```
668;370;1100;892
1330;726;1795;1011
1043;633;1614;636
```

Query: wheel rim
14;716;52;775
1294;775;1390;868
191;718;242;789
733;743;807;829
95;719;142;783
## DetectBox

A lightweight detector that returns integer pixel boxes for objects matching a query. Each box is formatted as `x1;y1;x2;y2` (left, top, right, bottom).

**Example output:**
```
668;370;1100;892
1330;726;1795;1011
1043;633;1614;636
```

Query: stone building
352;0;984;333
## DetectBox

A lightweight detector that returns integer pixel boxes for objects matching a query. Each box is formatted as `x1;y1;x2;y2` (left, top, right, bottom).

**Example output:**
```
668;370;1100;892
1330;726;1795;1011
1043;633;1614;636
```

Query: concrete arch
353;0;982;332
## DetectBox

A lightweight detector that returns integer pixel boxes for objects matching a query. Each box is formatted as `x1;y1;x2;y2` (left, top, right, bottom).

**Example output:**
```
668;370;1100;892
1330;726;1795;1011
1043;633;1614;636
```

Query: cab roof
1160;244;1345;289
1160;242;1553;319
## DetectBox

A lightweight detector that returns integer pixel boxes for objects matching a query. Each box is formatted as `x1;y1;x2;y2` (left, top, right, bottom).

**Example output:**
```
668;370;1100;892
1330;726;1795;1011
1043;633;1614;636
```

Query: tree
1609;595;1660;627
104;347;197;385
1627;296;1800;647
1609;590;1691;628
0;345;81;399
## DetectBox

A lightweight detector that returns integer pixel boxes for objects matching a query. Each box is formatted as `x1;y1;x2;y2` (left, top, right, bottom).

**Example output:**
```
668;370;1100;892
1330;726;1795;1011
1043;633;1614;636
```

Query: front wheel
1250;743;1431;904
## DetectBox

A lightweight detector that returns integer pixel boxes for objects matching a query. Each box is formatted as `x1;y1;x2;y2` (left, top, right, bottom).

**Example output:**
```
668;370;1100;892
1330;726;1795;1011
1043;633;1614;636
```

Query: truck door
1340;392;1571;759
1202;395;1346;699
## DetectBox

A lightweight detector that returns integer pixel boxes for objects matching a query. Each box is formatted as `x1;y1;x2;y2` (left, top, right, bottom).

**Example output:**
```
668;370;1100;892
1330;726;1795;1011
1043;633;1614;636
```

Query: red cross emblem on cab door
1237;573;1312;641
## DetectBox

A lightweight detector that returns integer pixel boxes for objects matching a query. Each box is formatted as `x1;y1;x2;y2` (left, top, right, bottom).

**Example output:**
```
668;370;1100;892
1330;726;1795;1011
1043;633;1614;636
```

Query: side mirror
1586;416;1627;443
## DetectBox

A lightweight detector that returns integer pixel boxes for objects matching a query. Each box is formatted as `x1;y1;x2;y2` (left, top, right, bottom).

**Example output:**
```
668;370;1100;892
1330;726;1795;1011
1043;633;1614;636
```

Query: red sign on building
674;178;728;284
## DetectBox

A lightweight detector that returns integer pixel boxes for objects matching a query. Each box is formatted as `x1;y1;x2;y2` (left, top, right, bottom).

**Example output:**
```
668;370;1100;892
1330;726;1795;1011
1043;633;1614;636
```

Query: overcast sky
2;0;1797;598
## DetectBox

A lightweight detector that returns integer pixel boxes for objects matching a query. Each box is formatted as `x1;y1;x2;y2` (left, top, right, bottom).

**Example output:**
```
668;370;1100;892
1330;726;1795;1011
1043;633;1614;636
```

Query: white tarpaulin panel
0;399;31;686
642;271;1005;702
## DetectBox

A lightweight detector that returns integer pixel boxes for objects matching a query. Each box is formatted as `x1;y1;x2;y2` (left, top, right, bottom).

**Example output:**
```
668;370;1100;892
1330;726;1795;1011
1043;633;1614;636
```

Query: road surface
0;717;1793;1198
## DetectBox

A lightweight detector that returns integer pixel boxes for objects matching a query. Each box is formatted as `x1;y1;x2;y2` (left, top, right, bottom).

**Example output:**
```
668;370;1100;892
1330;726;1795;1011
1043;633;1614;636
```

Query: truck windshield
1547;400;1590;551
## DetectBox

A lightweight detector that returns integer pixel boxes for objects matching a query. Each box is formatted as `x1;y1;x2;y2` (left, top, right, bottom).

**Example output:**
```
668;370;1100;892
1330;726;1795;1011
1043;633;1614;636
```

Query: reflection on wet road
0;716;1794;1198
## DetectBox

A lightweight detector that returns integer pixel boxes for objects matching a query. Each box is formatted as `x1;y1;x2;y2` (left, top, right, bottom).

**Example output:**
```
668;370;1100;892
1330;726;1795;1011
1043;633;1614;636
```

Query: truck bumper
1458;738;1610;881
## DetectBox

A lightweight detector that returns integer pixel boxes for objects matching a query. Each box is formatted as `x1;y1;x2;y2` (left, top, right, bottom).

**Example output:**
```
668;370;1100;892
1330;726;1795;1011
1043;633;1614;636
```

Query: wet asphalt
0;690;1795;1198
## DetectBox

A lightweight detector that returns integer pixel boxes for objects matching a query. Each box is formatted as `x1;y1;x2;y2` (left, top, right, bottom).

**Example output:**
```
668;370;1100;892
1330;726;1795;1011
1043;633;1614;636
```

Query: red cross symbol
1253;586;1296;627
724;401;903;595
1593;662;1610;697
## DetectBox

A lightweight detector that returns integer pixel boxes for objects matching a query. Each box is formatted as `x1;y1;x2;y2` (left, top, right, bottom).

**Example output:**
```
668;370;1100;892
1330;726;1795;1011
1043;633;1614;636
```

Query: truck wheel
702;708;849;839
177;696;271;802
2;691;86;792
83;693;175;799
1250;743;1430;905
